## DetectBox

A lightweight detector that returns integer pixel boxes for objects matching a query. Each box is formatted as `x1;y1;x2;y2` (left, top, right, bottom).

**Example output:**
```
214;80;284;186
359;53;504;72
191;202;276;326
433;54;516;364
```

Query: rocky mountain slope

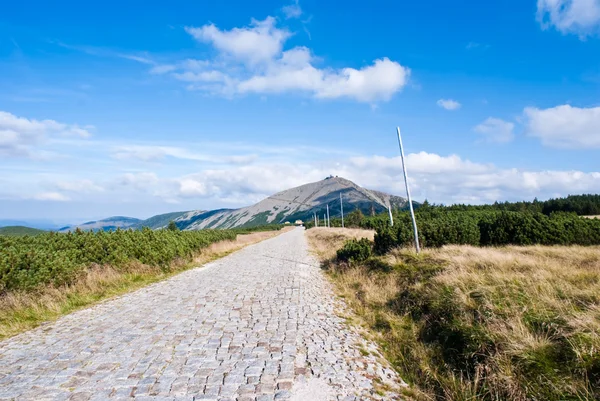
55;177;407;232
174;176;407;230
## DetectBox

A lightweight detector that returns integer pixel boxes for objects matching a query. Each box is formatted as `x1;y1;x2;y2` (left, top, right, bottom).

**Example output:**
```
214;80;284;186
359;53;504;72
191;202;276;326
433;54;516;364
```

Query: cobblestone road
0;228;402;400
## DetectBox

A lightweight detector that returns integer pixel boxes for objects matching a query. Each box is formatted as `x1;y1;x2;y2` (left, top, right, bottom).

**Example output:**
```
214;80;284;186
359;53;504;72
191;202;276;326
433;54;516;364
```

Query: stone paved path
0;228;403;400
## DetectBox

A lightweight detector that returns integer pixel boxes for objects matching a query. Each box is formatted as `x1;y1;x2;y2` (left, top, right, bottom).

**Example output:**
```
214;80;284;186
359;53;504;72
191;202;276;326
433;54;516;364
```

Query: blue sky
1;0;599;224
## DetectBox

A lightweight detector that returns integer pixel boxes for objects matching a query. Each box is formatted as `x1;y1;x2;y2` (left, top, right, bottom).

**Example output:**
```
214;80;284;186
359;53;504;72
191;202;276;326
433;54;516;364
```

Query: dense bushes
371;210;600;253
0;228;237;292
445;194;600;216
336;238;372;262
232;224;285;234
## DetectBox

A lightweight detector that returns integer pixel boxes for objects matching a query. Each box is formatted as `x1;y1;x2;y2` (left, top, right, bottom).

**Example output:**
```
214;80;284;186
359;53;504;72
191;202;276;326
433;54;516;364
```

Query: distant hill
51;176;408;232
0;226;46;236
59;216;142;232
133;211;193;230
173;176;408;230
0;219;64;230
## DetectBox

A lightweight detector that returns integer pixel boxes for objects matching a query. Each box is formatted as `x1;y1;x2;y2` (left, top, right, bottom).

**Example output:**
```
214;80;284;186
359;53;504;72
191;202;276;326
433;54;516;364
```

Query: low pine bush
372;210;600;251
336;238;372;262
0;228;237;292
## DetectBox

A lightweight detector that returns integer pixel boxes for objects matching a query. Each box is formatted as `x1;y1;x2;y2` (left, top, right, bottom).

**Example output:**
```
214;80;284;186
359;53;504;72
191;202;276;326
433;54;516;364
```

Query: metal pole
314;212;317;227
340;193;344;228
388;204;394;227
397;126;420;253
326;205;330;228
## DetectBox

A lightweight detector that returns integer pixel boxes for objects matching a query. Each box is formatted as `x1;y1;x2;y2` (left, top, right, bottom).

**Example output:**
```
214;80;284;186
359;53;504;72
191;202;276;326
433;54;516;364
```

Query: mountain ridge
48;177;408;232
176;176;407;230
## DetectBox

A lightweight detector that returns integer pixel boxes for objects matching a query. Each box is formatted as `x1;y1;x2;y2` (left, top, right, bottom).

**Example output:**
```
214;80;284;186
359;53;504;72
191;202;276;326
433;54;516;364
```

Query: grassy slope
0;228;290;340
0;226;46;236
306;228;600;401
135;211;190;229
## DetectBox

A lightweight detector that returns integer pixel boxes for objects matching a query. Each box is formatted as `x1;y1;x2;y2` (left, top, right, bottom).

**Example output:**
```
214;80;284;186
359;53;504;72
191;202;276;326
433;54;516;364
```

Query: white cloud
7;143;600;209
113;145;211;162
282;1;302;19
437;99;461;110
178;179;208;197
474;117;515;143
98;151;600;207
111;145;258;164
537;0;600;38
237;50;409;102
524;104;600;148
171;17;410;102
185;17;291;64
33;192;70;202
0;111;92;158
345;154;600;204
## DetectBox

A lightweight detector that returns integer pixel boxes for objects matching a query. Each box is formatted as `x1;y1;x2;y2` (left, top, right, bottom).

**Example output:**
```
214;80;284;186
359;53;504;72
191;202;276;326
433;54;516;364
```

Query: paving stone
0;229;403;400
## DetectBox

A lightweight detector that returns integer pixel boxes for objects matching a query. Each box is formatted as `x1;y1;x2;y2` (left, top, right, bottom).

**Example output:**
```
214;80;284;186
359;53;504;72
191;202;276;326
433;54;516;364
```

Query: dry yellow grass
305;227;374;260
0;229;290;340
307;229;600;400
583;215;600;219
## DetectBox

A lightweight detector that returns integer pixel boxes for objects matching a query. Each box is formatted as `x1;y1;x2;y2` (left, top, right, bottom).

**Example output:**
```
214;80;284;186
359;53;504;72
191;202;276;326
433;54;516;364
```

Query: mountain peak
178;177;407;230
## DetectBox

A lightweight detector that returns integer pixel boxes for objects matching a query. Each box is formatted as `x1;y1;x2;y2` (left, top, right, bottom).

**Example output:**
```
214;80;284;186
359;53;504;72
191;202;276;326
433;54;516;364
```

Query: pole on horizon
388;204;394;227
397;126;420;254
326;204;330;228
314;212;317;227
340;193;344;228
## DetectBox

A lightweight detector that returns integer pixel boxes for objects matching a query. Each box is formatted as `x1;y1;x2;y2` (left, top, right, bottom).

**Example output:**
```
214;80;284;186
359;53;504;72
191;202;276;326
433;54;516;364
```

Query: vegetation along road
0;228;401;401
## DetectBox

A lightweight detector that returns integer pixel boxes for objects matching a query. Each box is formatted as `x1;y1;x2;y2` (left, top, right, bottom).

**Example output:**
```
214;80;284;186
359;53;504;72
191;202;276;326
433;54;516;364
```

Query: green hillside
0;226;46;236
135;211;191;229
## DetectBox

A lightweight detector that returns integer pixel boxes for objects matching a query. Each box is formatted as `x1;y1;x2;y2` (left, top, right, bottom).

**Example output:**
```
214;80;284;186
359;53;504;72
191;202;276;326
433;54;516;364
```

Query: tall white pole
326;204;330;228
314;212;317;227
388;204;394;227
397;127;420;254
340;193;344;228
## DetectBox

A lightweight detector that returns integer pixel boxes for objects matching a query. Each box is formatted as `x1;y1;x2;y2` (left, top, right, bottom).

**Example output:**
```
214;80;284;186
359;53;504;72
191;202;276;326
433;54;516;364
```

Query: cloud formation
0;111;92;158
524;104;600;148
162;17;410;102
537;0;600;38
282;1;303;19
185;17;291;64
437;99;461;110
33;192;71;202
474;117;515;143
35;151;596;207
111;145;258;164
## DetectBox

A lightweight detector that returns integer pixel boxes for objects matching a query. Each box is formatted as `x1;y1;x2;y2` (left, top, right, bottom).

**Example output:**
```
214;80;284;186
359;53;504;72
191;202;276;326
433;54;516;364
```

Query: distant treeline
370;209;600;252
305;194;600;249
443;194;600;216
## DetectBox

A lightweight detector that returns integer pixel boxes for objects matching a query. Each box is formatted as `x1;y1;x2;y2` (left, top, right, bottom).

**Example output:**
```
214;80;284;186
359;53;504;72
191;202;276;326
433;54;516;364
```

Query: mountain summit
175;176;407;230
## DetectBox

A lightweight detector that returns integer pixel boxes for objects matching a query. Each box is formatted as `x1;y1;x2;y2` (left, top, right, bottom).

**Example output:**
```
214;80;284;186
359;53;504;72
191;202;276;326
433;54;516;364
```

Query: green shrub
336;238;372;262
0;228;238;292
373;227;397;255
372;209;600;250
